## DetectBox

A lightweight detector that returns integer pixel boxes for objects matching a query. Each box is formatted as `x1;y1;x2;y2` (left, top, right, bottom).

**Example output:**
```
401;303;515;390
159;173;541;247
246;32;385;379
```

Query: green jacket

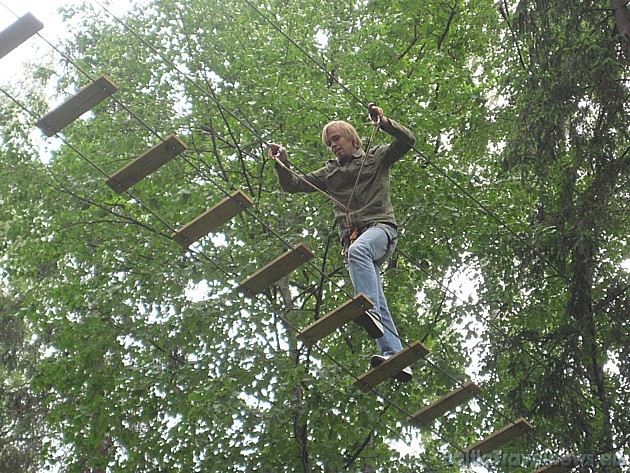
275;118;415;241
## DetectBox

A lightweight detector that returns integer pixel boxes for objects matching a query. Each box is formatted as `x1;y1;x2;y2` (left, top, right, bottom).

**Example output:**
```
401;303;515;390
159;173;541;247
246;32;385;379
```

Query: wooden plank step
36;74;118;136
409;380;482;426
353;340;429;391
172;190;253;247
105;134;187;193
297;294;374;347
237;243;315;297
462;418;534;460
0;13;44;60
531;456;578;472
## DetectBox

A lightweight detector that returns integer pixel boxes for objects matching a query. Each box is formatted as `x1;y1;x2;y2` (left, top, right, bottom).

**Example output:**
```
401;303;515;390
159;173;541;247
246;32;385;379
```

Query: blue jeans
346;224;402;357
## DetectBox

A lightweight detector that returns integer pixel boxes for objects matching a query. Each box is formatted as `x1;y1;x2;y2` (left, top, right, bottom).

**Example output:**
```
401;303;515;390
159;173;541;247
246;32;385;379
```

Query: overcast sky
1;1;72;81
0;0;132;84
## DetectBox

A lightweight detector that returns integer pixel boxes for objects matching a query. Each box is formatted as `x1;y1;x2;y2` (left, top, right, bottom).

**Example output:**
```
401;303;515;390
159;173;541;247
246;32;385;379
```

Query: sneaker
354;311;384;339
370;354;413;383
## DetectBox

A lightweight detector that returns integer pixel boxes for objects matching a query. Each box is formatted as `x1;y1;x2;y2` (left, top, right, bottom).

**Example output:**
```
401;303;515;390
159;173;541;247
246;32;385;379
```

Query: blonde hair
321;121;362;149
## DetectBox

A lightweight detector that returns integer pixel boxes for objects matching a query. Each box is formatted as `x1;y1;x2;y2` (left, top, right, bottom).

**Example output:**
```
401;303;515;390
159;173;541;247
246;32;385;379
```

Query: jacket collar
337;148;365;166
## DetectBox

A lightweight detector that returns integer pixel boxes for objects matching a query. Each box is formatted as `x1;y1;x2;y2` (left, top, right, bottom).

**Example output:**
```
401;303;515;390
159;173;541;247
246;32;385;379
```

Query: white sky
0;0;71;31
0;0;132;84
1;1;75;82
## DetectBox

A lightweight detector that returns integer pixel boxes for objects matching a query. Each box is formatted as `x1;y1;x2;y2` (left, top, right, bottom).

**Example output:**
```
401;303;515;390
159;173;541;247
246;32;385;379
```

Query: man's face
326;126;358;160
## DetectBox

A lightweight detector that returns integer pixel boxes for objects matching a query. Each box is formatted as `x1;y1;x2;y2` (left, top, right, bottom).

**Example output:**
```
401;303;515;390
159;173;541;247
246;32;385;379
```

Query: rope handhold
367;102;383;126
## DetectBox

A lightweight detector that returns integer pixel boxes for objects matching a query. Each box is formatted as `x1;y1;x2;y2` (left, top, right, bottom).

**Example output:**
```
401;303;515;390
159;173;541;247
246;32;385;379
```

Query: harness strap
342;222;396;263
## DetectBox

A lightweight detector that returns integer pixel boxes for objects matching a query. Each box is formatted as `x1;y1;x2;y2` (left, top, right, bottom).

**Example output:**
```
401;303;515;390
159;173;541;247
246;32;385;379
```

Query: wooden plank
0;13;43;60
409;380;482;426
36;74;118;136
531;456;578;472
462;418;534;459
297;294;374;347
105;134;187;193
354;340;429;391
172;190;253;247
237;243;315;297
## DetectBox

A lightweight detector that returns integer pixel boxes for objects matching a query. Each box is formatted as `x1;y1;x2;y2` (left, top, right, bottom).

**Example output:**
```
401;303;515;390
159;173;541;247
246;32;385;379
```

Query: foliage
0;0;627;471
0;91;51;472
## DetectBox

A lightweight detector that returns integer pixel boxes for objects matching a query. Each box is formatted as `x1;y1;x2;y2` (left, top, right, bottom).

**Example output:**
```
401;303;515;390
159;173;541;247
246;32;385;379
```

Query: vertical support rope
345;119;380;234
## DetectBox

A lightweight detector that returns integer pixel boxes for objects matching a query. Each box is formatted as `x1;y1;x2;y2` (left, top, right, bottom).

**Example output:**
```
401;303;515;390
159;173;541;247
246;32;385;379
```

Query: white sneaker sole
370;355;413;383
354;312;384;339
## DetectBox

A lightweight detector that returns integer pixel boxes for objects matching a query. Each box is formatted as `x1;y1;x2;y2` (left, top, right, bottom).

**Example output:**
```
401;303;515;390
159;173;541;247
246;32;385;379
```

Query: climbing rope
345;104;381;245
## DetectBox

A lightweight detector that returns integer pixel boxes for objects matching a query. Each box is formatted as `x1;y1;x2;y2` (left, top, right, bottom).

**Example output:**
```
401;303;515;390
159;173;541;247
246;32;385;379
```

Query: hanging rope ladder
0;11;583;472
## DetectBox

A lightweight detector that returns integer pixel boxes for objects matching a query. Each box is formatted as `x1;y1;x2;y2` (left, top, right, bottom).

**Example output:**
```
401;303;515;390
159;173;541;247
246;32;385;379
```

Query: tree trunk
278;275;310;473
612;0;630;58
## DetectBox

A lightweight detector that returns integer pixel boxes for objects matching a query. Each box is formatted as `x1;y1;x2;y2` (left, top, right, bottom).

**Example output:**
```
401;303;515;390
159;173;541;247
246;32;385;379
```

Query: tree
0;0;627;471
473;0;629;470
0;90;51;472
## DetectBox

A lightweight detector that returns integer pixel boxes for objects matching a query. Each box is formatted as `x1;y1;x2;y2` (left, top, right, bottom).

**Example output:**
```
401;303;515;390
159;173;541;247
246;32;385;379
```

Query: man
269;104;415;382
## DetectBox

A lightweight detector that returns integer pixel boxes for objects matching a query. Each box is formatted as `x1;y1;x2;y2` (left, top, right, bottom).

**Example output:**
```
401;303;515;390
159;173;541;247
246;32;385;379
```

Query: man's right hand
268;143;288;164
